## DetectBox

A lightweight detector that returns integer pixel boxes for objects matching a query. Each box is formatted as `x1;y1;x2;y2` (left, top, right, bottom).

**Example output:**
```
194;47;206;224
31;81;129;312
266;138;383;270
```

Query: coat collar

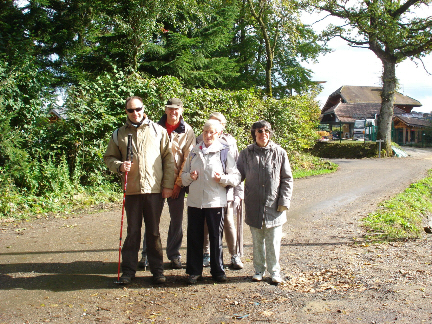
158;114;186;134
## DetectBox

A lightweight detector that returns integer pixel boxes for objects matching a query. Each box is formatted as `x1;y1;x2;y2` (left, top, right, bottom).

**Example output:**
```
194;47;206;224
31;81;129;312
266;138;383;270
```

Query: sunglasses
257;129;270;134
126;107;143;113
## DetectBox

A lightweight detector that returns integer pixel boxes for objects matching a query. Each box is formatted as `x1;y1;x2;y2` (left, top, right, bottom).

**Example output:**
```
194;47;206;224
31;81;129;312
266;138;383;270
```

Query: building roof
334;86;421;106
322;86;422;114
321;103;405;124
394;116;432;128
49;108;68;120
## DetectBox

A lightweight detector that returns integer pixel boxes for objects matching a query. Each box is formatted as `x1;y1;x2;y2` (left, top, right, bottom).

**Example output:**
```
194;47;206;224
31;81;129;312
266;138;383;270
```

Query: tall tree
314;0;432;154
245;0;326;97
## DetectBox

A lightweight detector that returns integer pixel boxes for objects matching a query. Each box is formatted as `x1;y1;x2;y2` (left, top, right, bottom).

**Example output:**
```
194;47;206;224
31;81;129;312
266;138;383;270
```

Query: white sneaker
252;272;264;282
231;255;244;269
271;273;284;284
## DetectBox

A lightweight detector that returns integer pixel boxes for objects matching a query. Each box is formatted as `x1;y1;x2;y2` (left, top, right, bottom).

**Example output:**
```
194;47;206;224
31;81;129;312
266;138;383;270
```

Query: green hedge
309;142;378;159
0;72;322;218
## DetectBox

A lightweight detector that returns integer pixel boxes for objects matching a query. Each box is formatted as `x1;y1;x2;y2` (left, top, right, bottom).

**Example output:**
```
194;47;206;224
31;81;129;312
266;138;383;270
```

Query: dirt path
1;147;432;323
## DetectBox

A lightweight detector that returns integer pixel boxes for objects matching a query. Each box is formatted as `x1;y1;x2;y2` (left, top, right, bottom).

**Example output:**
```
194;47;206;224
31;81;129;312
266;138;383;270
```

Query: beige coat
157;115;196;187
104;117;175;194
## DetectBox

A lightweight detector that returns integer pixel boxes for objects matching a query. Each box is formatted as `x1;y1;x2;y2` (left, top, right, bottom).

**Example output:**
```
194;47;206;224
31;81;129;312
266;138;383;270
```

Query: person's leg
264;223;283;278
138;231;148;269
166;188;186;262
142;193;164;277
206;208;225;278
202;220;210;266
122;195;144;276
224;202;236;256
250;226;266;275
186;207;205;276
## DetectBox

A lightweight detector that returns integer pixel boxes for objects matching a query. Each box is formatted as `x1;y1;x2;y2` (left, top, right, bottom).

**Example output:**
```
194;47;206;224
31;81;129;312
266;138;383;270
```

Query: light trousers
249;223;283;276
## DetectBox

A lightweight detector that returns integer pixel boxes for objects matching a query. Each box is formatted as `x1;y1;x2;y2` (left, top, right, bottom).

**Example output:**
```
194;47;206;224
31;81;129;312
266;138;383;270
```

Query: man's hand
171;184;182;199
120;161;132;172
162;188;173;199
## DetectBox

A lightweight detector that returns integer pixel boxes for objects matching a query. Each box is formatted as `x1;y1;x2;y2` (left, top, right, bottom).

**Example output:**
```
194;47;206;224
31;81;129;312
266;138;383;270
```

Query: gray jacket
182;140;241;208
237;141;293;229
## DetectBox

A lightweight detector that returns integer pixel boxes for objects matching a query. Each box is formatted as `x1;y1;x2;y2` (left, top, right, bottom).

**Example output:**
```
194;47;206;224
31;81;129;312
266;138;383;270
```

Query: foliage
309;141;379;159
362;170;432;241
0;70;322;219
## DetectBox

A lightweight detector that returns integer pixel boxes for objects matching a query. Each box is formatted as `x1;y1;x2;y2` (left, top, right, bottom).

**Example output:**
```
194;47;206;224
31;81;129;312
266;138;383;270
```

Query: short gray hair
203;119;223;133
209;112;227;125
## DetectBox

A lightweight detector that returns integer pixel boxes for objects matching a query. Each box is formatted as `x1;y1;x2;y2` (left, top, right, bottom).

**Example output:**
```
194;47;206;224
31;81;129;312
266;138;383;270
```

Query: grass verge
362;169;432;241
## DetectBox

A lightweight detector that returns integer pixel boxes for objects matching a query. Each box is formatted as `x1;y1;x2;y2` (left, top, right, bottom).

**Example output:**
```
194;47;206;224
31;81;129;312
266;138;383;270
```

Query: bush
309;142;378;159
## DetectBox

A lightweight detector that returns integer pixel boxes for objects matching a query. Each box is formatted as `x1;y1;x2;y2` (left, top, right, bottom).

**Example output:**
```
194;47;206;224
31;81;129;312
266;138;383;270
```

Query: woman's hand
213;172;221;183
190;170;198;181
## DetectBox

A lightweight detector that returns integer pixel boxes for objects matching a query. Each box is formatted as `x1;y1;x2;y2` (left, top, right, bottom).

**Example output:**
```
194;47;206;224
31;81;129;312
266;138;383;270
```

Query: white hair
203;119;223;133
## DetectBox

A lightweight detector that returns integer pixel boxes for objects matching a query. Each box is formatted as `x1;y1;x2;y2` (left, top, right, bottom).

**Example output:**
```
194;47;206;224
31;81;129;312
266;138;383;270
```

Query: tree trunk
377;59;397;156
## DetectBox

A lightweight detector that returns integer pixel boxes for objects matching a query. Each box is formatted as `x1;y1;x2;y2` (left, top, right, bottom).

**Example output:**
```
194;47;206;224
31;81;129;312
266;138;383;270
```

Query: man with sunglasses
104;96;175;285
139;98;196;270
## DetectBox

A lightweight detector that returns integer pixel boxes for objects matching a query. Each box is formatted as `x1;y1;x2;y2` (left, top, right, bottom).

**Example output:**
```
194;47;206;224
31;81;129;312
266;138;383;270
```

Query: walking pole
236;199;244;257
114;134;133;284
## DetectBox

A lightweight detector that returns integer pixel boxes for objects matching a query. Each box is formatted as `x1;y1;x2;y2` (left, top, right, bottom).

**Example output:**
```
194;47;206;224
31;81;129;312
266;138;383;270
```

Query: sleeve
277;149;294;209
181;152;194;187
160;129;176;190
236;150;247;183
103;134;123;174
219;150;241;188
176;127;196;187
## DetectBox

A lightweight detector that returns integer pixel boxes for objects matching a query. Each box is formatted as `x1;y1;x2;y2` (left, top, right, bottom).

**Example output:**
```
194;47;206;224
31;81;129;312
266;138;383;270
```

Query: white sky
302;8;432;113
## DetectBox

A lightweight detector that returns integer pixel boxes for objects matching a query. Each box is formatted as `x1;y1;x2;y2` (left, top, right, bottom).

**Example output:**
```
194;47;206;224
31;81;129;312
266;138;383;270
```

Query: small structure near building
393;115;432;145
48;108;68;123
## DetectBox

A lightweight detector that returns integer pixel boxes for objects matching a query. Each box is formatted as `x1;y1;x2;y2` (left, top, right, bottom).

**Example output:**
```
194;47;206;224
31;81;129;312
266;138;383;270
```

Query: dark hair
125;96;143;109
250;120;273;142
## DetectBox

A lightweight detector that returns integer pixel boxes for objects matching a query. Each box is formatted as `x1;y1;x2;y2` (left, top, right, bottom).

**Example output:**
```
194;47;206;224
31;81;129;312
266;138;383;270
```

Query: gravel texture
1;147;432;323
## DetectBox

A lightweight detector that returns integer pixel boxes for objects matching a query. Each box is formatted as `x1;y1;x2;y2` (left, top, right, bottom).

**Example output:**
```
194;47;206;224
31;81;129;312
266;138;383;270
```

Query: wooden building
320;86;424;140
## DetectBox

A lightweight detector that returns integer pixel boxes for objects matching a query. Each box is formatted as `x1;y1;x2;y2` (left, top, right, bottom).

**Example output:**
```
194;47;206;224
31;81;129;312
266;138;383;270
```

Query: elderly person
104;96;175;285
182;119;241;284
198;112;244;270
139;98;196;270
237;120;293;285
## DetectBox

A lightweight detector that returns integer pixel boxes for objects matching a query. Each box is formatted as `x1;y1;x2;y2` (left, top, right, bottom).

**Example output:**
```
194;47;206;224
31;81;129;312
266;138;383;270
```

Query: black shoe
187;275;202;285
118;273;134;285
138;255;149;269
170;257;182;269
153;274;166;284
213;274;227;282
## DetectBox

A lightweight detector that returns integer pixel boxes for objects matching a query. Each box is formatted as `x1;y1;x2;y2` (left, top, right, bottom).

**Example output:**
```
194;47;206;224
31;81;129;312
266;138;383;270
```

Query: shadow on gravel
0;267;252;292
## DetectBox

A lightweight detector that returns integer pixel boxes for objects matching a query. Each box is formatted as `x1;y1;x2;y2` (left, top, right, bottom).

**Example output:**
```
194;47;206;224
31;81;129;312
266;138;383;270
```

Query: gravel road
1;147;432;323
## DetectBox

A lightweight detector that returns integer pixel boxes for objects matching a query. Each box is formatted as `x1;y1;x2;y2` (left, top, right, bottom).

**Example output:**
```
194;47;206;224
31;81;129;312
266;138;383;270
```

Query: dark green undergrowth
309;141;378;159
0;152;336;221
362;169;432;241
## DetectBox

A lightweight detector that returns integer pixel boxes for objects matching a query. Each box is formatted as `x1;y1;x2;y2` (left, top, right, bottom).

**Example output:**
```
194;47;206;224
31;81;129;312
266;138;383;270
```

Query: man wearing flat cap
139;98;196;270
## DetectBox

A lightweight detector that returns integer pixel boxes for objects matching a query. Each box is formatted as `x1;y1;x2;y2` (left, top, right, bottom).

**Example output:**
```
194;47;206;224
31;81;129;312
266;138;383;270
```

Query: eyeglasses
126;107;143;113
256;129;270;134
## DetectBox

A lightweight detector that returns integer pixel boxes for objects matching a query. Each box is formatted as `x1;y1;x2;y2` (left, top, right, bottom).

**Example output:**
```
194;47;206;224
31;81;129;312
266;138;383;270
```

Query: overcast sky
302;8;432;113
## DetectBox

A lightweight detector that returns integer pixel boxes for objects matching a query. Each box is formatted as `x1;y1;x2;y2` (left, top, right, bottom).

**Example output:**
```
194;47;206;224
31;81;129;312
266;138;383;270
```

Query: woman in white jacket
181;119;241;284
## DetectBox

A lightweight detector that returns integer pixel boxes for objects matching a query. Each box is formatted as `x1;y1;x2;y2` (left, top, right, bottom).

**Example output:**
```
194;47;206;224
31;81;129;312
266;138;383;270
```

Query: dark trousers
142;187;186;260
122;194;164;276
186;207;225;277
